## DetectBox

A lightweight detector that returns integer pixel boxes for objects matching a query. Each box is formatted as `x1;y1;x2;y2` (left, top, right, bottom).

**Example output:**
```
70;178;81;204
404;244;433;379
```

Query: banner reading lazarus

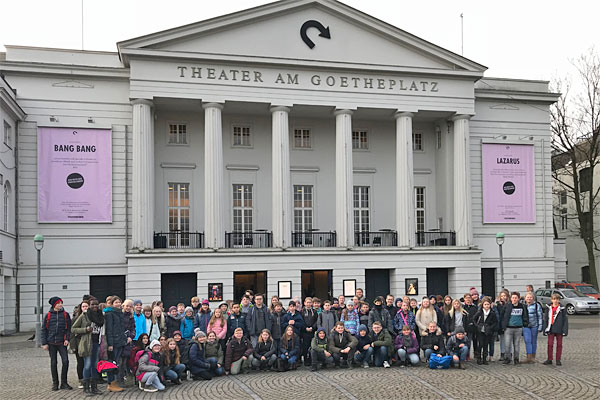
38;127;112;223
482;143;535;223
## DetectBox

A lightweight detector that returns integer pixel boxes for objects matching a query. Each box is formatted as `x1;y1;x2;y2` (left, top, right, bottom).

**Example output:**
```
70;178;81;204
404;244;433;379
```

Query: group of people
40;284;568;394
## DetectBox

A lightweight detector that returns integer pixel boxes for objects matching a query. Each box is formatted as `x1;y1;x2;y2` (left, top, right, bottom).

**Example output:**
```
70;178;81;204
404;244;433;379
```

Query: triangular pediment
118;0;486;74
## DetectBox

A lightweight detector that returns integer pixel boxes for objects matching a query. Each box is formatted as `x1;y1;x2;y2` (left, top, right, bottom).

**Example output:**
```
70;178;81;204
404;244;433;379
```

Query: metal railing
415;231;456;247
153;231;204;249
225;231;273;248
354;231;398;247
292;231;337;247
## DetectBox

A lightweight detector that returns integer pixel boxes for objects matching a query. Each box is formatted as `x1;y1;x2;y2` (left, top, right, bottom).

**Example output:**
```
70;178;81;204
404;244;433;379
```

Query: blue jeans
82;341;99;380
451;346;469;364
280;353;297;365
397;349;419;365
373;346;389;367
522;327;539;355
206;357;225;376
164;364;185;381
141;371;165;391
489;334;496;357
354;346;374;364
107;346;123;383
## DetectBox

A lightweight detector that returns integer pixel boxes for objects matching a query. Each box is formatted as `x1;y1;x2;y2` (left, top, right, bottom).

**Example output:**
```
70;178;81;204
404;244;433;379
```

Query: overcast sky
1;0;597;82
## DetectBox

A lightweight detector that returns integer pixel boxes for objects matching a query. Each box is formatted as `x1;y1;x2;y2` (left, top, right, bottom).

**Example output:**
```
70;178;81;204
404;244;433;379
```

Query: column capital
202;102;224;110
394;111;414;119
130;98;153;107
334;109;354;117
450;114;472;122
270;105;291;113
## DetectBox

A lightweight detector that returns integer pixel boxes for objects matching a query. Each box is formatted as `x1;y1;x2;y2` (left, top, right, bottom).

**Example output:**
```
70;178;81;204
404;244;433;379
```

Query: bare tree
551;47;600;289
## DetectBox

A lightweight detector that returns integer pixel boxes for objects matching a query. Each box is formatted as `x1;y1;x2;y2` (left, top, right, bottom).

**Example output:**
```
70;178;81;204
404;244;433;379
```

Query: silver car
535;288;600;315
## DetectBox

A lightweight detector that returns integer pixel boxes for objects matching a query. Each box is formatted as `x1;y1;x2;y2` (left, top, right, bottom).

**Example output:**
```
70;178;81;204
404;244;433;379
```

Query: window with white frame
415;187;425;233
3;181;10;232
352;130;368;150
232;125;252;147
3;121;11;148
233;184;253;233
293;129;312;149
168;183;190;246
353;186;370;233
293;185;313;232
413;131;423;151
560;208;568;230
168;123;187;145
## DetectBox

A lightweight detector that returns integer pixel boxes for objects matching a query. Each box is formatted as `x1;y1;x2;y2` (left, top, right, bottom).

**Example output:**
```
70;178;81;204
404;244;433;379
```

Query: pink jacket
207;319;227;340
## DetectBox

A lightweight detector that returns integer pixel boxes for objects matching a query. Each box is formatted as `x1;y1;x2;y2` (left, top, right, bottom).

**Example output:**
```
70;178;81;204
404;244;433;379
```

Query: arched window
3;181;9;232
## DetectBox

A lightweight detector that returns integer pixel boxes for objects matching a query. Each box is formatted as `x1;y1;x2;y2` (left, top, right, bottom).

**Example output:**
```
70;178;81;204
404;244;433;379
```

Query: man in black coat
42;296;72;391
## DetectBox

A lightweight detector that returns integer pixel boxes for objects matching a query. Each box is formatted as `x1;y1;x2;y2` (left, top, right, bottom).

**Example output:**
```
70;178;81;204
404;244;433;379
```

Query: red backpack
132;349;149;375
45;311;69;341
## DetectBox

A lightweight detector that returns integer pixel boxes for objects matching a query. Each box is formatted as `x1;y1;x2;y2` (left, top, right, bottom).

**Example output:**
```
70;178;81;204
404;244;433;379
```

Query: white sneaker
383;361;391;368
138;381;143;391
362;362;369;369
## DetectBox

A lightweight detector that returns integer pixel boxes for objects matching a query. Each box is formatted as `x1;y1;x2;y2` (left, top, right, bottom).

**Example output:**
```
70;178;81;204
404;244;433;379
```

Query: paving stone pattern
1;316;599;400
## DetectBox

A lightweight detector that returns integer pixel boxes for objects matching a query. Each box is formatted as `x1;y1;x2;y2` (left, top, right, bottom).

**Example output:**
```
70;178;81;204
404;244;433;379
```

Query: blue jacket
281;311;305;336
193;310;212;333
133;312;146;340
188;342;211;372
41;307;71;345
527;302;543;331
180;316;195;340
279;334;301;357
340;309;359;335
393;309;416;333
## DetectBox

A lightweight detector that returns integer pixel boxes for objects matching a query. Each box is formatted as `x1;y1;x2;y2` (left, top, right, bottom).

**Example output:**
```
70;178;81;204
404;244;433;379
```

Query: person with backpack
246;293;272;349
317;300;339;334
446;327;469;369
523;292;543;364
104;296;127;392
393;301;416;334
129;333;149;376
395;325;420;367
133;300;146;340
368;296;393;336
120;299;137;385
136;339;165;392
71;298;104;395
473;297;497;365
310;327;334;371
225;327;254;375
543;293;569;366
42;296;72;391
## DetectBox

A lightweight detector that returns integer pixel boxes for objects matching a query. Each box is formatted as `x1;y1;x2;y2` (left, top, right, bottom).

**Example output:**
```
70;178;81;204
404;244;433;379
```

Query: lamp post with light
496;232;505;290
34;234;44;347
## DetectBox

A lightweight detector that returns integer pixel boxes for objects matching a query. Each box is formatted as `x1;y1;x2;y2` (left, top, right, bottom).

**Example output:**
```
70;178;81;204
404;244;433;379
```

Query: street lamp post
34;234;44;347
496;232;505;290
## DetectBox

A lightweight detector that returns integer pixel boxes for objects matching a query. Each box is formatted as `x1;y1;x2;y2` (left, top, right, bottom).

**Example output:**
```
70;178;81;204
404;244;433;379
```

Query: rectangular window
293;129;311;149
415;187;425;233
353;186;370;233
352;130;368;150
579;167;592;192
293;185;313;233
168;123;187;144
560;208;568;230
560;191;567;205
3;121;11;148
168;183;190;247
413;131;423;151
232;125;252;147
437;128;442;149
233;184;253;233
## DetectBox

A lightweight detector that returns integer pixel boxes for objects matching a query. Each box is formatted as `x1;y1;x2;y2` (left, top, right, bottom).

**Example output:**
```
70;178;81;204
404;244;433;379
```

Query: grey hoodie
317;309;339;334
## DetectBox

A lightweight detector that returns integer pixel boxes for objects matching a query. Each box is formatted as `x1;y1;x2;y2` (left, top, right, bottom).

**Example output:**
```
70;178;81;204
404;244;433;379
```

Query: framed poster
482;143;535;223
37;127;112;222
343;279;356;297
405;278;418;295
208;283;223;302
278;281;292;299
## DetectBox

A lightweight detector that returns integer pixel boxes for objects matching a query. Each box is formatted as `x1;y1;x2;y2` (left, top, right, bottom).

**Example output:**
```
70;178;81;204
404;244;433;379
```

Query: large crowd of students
40;284;569;394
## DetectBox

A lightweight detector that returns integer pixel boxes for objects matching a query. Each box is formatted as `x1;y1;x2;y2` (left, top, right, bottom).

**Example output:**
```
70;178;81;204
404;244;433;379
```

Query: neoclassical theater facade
0;0;559;331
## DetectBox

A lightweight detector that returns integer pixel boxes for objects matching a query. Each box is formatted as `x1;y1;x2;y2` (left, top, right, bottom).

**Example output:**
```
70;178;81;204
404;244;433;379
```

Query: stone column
203;103;225;249
395;112;415;247
270;106;292;248
131;99;154;250
335;109;354;247
452;115;473;246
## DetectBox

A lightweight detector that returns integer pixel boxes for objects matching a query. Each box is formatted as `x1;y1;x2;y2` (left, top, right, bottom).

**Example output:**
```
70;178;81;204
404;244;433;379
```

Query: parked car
555;282;600;300
535;288;600;315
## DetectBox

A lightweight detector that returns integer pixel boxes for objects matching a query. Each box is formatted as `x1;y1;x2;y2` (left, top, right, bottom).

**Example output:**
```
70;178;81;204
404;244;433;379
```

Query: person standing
523;292;543;363
246;293;272;348
543;294;568;366
133;300;146;340
301;297;318;366
473;297;497;365
501;292;529;365
104;296;127;392
42;296;72;391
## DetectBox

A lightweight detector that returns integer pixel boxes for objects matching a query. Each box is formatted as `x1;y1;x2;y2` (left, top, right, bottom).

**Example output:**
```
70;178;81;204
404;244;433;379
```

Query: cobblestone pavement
1;315;599;400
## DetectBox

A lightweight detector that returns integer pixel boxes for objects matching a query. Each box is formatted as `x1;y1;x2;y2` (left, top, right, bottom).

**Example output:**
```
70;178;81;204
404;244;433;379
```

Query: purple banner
38;127;112;223
482;143;535;223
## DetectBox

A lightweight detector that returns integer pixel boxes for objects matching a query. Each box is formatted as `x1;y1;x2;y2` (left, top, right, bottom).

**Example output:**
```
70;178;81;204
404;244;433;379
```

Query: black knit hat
48;296;62;308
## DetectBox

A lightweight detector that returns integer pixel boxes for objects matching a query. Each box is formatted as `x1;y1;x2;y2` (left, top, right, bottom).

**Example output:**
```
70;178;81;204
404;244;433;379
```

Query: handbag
428;355;452;369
